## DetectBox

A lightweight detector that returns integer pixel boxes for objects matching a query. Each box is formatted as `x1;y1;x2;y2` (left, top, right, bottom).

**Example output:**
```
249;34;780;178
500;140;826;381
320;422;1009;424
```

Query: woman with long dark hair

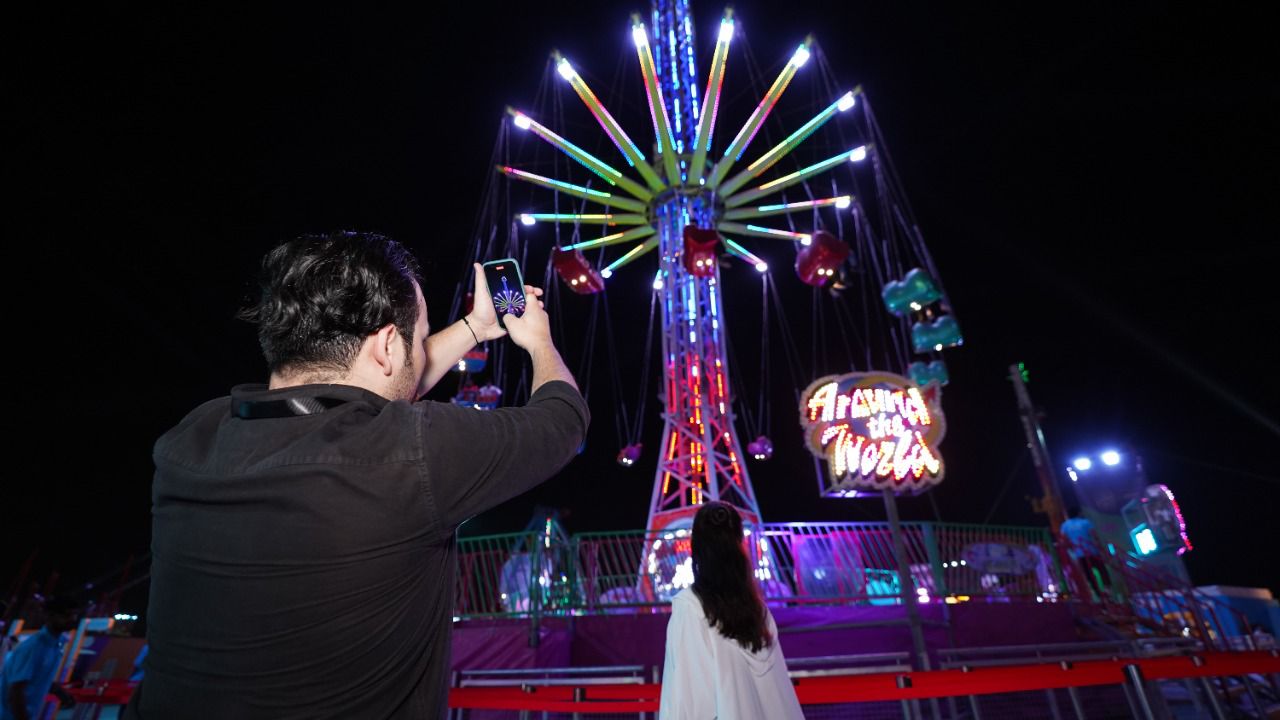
658;502;804;719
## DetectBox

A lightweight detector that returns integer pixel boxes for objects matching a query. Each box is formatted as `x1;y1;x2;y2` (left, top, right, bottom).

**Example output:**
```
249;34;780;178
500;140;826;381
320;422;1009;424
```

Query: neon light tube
520;213;648;226
497;166;647;212
716;222;811;243
563;225;657;251
687;11;734;185
722;195;853;220
718;88;859;196
507;108;653;201
553;51;667;193
720;236;768;270
707;36;812;188
722;146;862;208
632;18;682;186
602;236;660;273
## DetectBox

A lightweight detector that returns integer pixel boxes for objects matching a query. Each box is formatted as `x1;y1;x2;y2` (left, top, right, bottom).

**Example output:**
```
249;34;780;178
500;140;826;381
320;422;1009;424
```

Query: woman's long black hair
690;502;771;652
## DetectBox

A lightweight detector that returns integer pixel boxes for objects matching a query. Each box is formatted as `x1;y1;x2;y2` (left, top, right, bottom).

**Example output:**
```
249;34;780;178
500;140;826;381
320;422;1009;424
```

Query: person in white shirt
659;502;804;720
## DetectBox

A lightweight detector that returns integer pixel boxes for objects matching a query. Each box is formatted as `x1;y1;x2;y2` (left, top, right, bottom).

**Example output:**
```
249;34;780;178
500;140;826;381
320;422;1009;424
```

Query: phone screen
481;259;526;328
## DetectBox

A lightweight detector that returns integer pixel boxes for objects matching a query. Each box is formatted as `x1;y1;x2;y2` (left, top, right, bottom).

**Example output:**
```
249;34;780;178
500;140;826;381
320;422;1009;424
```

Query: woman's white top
658;588;805;719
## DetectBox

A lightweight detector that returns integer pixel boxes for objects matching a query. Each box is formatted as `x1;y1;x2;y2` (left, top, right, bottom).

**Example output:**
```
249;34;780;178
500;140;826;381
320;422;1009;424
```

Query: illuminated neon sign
800;371;947;495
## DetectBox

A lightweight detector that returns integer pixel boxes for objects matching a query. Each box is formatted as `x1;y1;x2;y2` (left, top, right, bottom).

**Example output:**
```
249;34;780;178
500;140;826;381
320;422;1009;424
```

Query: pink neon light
698;50;728;153
737;94;782;160
570;78;642;164
1159;484;1193;554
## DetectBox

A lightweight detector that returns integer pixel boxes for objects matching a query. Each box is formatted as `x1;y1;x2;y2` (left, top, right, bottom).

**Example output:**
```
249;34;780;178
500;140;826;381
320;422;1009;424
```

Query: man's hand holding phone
500;285;550;351
474;257;574;391
465;262;509;343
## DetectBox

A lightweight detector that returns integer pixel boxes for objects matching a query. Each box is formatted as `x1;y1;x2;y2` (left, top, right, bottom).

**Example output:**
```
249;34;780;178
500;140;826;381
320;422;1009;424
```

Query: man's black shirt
126;380;588;719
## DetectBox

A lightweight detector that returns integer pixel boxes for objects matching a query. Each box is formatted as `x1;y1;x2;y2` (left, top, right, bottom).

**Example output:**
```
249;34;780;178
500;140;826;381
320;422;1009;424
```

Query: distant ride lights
1064;448;1126;481
617;443;643;467
800;371;947;496
1065;448;1192;558
881;267;963;354
746;435;774;461
1124;483;1193;556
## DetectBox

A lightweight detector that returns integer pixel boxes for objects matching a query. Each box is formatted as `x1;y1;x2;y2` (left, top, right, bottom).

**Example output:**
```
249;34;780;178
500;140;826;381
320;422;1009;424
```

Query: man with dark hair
125;232;587;719
1;598;80;720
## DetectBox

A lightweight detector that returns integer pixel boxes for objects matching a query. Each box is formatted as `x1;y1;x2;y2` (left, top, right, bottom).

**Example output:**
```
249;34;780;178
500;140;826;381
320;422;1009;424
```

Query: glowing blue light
1133;526;1158;555
653;272;664;290
600;269;613;279
1072;457;1092;471
1101;450;1121;466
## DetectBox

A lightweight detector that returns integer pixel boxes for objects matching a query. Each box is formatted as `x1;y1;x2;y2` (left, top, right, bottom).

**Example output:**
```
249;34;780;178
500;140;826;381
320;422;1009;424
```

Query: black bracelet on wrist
460;316;480;346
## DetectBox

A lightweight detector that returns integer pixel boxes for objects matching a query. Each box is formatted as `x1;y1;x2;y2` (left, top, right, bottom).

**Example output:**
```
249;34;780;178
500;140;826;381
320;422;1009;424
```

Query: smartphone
481;258;527;329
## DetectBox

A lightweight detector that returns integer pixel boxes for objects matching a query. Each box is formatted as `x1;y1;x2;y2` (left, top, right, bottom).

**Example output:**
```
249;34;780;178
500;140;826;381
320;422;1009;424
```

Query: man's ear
370;323;399;376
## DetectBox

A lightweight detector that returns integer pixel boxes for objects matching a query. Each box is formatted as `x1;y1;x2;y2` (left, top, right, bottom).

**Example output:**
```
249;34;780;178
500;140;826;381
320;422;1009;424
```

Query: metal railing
457;522;1065;619
444;649;1280;719
1054;537;1258;653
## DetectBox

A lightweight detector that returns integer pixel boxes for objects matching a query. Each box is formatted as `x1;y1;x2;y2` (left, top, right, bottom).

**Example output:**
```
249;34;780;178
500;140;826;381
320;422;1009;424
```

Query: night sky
10;1;1278;613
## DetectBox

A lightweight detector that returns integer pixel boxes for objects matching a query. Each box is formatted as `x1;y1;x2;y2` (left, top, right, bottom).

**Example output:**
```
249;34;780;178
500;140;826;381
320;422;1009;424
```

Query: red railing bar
446;651;1280;710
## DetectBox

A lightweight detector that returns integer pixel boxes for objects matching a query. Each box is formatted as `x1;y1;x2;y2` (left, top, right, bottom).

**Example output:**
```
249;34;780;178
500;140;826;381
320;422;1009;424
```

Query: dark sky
10;1;1278;611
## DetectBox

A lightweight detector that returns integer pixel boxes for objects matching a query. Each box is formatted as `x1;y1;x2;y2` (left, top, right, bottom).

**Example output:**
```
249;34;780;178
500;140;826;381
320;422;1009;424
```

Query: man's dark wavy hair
690;501;772;652
240;231;422;375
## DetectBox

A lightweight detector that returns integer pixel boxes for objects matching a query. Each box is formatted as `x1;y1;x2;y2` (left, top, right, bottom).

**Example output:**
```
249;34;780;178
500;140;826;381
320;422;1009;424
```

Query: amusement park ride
445;0;1208;635
17;7;1273;715
454;0;960;543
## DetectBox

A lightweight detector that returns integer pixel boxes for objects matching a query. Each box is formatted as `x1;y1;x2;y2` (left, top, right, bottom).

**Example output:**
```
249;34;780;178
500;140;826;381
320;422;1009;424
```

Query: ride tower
497;0;875;597
643;0;764;539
